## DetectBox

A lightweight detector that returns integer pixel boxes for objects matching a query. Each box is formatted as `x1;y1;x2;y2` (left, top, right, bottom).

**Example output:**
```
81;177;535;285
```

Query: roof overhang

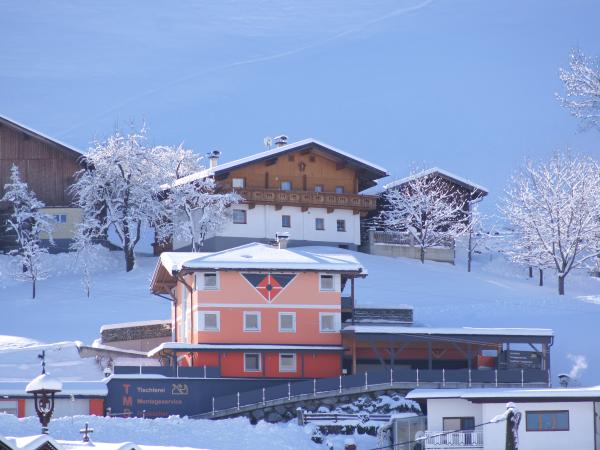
148;342;345;357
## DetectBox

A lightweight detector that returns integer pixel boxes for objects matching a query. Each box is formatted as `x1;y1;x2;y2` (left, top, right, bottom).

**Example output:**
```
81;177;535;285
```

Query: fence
420;430;484;448
193;367;549;418
297;410;391;426
113;365;220;378
371;230;454;248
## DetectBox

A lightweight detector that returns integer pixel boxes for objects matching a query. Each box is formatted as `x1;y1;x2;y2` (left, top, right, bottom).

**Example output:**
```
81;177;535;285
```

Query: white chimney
207;150;221;169
275;232;290;249
273;135;288;147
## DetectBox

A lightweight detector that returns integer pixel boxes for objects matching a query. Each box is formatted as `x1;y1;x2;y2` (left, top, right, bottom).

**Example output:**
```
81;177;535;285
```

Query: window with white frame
337;219;346;232
232;178;245;189
233;209;247;224
278;312;296;332
243;311;261;331
315;218;325;230
279;353;297;372
196;272;219;290
281;215;291;228
198;311;220;331
244;353;261;372
320;274;335;291
319;313;338;332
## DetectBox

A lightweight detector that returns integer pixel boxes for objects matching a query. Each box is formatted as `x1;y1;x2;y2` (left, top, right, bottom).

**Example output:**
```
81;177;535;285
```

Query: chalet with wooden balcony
0;115;84;253
171;136;388;252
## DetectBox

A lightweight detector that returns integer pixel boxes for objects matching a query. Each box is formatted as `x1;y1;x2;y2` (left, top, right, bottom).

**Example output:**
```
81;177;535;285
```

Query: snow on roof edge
383;167;489;194
407;386;600;400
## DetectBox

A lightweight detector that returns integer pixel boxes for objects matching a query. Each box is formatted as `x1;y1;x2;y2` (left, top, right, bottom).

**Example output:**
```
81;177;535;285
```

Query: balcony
236;188;377;212
418;430;483;449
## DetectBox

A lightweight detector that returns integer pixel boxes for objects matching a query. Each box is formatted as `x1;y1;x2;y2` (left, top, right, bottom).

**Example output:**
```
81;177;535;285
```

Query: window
232;178;245;189
243;312;261;332
0;400;18;416
244;353;261;372
337;219;346;232
526;411;569;431
52;214;67;224
198;311;220;331
196;272;219;290
279;353;297;372
282;215;291;228
443;417;475;431
314;185;324;193
279;312;296;332
233;209;247;224
320;274;335;291
335;186;344;194
281;181;292;191
320;313;338;332
315;218;325;230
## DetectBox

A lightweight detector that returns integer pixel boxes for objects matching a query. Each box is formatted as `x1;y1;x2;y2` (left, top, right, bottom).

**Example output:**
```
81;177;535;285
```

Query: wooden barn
0;115;84;252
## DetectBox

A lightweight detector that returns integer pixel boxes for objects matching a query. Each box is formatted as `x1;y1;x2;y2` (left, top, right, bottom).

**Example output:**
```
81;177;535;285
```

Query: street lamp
25;351;62;434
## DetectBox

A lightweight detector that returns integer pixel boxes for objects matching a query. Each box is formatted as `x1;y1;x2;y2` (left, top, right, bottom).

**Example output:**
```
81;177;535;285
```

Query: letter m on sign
122;395;133;407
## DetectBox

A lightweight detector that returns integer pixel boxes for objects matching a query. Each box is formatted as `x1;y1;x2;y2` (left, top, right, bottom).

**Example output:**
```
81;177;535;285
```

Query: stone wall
100;321;172;352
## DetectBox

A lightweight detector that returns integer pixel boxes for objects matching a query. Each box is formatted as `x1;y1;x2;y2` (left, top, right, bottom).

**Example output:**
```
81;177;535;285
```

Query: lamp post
25;351;63;434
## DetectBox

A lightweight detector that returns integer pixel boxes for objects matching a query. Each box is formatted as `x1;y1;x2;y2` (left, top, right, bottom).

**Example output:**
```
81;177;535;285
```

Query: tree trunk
528;266;533;278
467;231;472;272
558;275;565;295
538;268;543;287
32;277;36;299
125;246;135;272
420;247;425;264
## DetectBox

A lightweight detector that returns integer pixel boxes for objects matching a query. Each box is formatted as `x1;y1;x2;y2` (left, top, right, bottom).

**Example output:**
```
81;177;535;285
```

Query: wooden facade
0;115;83;208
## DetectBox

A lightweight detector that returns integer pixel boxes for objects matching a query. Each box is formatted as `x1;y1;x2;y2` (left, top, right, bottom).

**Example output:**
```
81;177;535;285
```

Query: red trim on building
89;399;105;416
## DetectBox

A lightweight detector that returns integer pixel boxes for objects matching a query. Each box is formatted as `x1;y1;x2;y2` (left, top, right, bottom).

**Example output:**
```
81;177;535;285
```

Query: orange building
150;239;366;379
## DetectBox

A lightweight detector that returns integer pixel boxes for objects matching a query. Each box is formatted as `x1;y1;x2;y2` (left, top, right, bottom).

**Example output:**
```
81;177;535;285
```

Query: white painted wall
174;204;361;249
425;398;483;431
425;398;596;450
24;398;90;417
482;401;595;450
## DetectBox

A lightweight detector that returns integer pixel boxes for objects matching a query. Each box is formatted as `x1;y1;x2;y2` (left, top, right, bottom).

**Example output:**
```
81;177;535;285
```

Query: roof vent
207;150;221;168
273;135;288;147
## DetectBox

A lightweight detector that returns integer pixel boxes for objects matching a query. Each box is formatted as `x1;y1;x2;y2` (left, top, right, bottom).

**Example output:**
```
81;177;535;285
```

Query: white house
170;137;388;252
406;387;600;450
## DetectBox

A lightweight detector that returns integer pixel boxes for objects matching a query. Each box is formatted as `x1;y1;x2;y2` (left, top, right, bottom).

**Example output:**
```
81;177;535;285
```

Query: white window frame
243;311;261;332
278;312;296;333
198;311;220;331
319;312;339;333
244;353;262;372
315;218;325;231
279;353;297;372
281;214;291;228
337;219;346;232
232;177;245;189
195;272;220;290
319;274;335;291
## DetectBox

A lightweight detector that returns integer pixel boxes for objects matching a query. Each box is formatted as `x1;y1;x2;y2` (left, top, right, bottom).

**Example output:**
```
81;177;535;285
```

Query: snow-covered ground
0;414;376;450
1;244;599;385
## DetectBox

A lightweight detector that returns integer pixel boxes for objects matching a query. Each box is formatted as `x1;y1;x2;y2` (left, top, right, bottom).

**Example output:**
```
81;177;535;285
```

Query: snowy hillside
1;246;599;384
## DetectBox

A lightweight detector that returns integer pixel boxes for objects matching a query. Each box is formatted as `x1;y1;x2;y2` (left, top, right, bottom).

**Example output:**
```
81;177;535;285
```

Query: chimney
273;135;288;147
275;232;290;249
207;150;221;169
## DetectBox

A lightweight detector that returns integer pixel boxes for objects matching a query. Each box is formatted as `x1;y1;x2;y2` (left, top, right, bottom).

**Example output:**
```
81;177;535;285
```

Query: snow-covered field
1;245;599;384
0;414;376;450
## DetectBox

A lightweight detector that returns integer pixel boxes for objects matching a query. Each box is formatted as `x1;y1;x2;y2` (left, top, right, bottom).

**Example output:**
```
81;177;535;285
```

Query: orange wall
89;399;104;416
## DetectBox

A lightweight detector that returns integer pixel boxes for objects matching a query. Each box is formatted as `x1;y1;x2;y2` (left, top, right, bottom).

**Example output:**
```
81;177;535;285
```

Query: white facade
173;204;361;250
409;389;600;450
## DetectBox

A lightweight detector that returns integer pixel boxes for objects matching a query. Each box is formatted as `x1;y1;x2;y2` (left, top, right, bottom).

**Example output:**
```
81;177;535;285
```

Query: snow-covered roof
0;114;82;159
343;325;553;337
100;320;171;332
172;138;389;188
383;167;489;195
1;380;107;397
407;386;600;401
148;342;344;357
159;242;366;273
2;436;143;450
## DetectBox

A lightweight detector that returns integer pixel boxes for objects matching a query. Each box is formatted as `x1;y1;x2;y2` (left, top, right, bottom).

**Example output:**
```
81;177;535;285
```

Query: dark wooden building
0;115;84;252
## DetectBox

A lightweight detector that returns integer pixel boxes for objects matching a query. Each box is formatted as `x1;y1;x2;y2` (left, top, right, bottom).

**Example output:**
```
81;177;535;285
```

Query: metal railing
192;367;549;419
422;430;484;448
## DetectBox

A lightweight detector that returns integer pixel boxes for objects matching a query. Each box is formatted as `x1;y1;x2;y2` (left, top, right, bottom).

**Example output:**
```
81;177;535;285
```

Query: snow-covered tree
501;152;600;295
70;215;103;297
557;49;600;131
168;178;240;252
1;165;54;298
380;172;468;263
463;204;495;273
70;126;237;270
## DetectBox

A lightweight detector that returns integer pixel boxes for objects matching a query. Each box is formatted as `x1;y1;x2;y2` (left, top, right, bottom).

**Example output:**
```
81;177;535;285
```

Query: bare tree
557;49;600;131
1;165;54;298
501;152;600;295
380;172;468;263
464;204;496;272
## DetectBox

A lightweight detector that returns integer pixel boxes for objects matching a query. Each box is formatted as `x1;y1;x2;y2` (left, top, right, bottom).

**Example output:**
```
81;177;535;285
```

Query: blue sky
1;0;599;209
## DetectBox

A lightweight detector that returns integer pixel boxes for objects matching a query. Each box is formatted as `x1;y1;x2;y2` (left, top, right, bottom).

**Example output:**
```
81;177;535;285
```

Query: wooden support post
467;343;472;370
428;341;433;370
350;278;355;324
352;337;357;375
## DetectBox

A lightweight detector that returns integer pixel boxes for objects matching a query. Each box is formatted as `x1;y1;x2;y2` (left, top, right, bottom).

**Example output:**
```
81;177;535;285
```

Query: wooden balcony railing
236;188;378;212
